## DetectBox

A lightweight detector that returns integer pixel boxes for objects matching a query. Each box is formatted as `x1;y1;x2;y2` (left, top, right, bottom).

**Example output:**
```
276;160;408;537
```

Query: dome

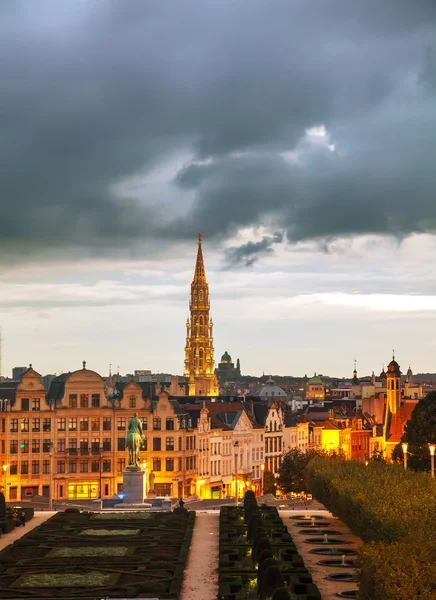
259;377;286;398
387;356;401;377
220;350;232;363
308;375;323;385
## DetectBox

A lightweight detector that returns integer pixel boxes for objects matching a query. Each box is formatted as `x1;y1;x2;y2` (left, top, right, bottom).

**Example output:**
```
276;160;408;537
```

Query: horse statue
125;412;144;467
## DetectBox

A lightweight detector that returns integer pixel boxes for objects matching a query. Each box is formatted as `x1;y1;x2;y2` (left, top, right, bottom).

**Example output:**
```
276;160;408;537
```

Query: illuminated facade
184;234;219;397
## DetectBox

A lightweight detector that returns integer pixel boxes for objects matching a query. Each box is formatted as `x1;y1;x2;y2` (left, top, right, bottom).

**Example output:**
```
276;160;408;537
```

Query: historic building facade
184;234;219;397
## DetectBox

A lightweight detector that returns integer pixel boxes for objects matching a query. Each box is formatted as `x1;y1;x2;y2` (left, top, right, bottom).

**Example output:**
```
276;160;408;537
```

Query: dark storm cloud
224;232;284;267
1;0;436;264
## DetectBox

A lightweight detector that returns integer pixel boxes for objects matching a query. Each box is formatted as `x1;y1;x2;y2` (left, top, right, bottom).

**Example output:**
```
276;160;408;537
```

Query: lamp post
429;445;435;479
260;463;265;496
99;449;103;499
402;442;408;470
2;464;7;500
47;442;54;511
142;460;147;499
234;441;239;506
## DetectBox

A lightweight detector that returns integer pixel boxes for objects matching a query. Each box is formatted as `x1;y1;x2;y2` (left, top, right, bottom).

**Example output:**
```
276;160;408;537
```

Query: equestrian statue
125;412;144;467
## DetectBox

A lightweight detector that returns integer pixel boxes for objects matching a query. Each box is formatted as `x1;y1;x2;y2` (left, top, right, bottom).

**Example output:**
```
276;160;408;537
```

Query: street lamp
260;463;265;496
402;442;408;470
142;460;147;499
2;464;7;500
47;442;54;511
429;444;435;479
234;441;239;506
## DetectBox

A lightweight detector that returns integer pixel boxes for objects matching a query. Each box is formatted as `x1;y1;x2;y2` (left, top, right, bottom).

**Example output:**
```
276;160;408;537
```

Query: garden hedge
306;457;436;600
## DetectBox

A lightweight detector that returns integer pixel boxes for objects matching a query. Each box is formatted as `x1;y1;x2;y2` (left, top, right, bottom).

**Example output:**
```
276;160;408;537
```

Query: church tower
184;234;219;397
386;352;401;414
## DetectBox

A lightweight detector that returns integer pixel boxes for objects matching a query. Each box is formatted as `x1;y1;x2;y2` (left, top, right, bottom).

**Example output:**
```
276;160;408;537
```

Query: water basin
318;559;356;568
336;591;358;598
304;537;352;545
309;547;357;556
326;573;358;582
289;515;326;520
300;529;342;535
294;521;330;527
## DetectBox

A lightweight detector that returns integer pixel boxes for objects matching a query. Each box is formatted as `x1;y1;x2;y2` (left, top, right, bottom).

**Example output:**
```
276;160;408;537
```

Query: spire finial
29;363;32;369
393;349;395;360
198;232;203;243
82;360;86;370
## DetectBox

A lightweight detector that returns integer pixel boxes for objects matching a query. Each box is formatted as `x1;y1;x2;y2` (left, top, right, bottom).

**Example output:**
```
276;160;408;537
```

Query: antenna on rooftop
0;326;3;380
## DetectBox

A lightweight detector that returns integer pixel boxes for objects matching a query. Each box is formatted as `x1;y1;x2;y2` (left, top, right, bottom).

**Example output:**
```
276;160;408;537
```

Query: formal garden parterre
0;508;195;598
219;490;321;600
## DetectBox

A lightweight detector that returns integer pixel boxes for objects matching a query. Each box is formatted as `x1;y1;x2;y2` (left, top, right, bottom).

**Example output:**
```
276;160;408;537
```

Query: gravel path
180;513;219;600
0;511;54;551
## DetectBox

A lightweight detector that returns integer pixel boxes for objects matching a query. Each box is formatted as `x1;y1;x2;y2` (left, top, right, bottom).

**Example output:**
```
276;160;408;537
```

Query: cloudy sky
1;0;436;379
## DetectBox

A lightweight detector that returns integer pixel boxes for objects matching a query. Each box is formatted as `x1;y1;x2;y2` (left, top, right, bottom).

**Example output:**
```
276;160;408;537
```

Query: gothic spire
193;232;206;284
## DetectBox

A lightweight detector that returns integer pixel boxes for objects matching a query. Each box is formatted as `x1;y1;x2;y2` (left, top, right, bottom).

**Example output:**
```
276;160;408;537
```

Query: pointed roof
193;233;206;284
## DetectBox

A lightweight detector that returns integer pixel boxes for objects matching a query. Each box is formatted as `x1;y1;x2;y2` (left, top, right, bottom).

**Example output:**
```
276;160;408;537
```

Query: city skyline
1;2;435;377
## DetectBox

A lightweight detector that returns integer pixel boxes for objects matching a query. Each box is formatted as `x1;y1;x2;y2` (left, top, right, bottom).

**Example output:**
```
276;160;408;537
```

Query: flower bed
218;491;321;600
306;457;436;600
0;509;195;598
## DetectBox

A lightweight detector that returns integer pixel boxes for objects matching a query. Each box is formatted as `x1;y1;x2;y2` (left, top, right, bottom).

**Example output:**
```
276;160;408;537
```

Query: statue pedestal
122;467;145;504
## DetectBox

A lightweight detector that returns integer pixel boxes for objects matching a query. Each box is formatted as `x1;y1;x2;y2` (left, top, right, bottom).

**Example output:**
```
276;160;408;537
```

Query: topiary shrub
64;507;81;514
253;536;272;563
259;564;284;600
258;549;274;566
247;514;263;541
0;492;6;519
257;557;278;592
272;587;292;600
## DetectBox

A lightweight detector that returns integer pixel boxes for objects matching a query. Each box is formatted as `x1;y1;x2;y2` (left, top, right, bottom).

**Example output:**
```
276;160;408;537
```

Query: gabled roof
385;400;417;443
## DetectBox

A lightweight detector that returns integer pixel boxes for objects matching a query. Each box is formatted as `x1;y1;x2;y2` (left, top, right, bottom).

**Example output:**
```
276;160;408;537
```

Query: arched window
199;348;204;368
199;316;203;335
199;290;204;302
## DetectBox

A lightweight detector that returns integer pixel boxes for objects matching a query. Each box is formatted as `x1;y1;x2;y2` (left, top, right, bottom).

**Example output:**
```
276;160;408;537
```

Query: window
10;418;18;433
10;462;18;475
166;418;174;431
91;460;100;473
32;418;40;432
80;438;88;452
152;458;161;471
43;440;52;453
141;417;148;431
21;460;29;475
69;394;77;408
10;440;18;454
91;439;100;453
57;460;65;473
141;437;148;451
32;398;40;411
91;417;100;431
103;438;111;451
80;460;88;473
103;417;111;431
57;418;66;432
57;439;66;452
80;417;88;432
42;460;50;474
117;458;126;472
32;439;40;454
91;394;100;408
80;394;89;408
21;398;29;411
43;418;51;432
21;417;29;432
69;460;77;473
103;460;111;473
166;458;174;471
68;439;78;452
166;437;174;451
32;460;39;474
153;418;161;431
129;396;136;408
178;437;182;451
69;417;77;432
20;440;29;453
178;457;182;471
117;417;126;431
117;437;125;451
153;437;161;451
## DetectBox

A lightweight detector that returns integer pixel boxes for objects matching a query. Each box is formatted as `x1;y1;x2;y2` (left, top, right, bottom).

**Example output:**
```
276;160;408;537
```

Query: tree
262;470;276;495
394;391;436;471
276;448;327;494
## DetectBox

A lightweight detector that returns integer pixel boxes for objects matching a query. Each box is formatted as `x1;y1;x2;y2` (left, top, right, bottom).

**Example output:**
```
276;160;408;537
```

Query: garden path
0;511;54;551
279;510;362;600
180;512;218;600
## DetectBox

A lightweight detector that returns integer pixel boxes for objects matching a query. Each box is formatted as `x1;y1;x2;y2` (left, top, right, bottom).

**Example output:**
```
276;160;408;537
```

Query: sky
1;0;436;379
